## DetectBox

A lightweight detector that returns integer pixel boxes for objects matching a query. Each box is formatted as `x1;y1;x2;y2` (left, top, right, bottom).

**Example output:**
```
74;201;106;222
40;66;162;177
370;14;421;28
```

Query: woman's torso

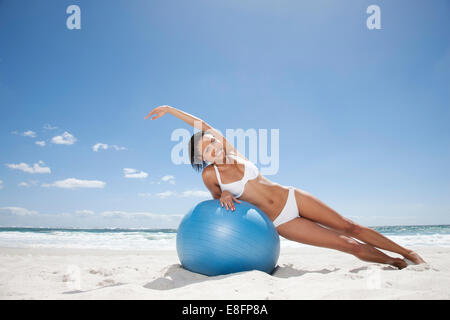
210;155;289;221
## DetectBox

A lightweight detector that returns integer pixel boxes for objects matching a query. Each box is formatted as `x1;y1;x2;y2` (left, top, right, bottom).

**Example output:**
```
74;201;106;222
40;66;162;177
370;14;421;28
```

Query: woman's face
199;134;224;164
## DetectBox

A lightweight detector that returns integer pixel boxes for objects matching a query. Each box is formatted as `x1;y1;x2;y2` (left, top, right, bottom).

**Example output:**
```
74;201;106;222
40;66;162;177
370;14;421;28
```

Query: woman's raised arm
145;105;247;160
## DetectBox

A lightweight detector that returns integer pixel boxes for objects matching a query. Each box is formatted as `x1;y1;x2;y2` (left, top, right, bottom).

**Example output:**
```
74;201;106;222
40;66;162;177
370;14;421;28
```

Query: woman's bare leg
277;217;407;269
293;189;425;264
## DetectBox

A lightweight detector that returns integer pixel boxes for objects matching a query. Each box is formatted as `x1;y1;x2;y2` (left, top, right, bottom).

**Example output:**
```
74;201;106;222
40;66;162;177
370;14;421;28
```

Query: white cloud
5;160;51;174
0;206;183;228
161;175;175;185
111;145;126;151
93;143;126;152
92;143;108;152
23;130;36;138
151;190;210;199
180;190;210;198
155;191;175;199
74;210;95;217
0;207;38;216
123;168;148;179
51;131;76;145
43;124;58;130
100;211;128;219
18;180;38;188
35;141;46;147
100;210;183;221
101;211;158;219
11;130;37;138
42;178;106;189
138;192;152;198
0;180;3;190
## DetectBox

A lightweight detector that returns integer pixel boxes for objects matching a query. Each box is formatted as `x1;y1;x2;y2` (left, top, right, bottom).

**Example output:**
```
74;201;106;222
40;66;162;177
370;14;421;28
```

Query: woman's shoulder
201;165;219;185
201;164;216;177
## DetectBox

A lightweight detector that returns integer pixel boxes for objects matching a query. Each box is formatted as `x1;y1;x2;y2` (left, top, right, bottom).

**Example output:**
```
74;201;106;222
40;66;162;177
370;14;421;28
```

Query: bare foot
392;258;407;270
404;251;426;264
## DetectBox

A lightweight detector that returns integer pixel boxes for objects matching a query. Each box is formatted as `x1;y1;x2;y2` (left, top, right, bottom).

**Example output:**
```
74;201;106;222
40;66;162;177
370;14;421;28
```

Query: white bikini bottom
272;186;301;228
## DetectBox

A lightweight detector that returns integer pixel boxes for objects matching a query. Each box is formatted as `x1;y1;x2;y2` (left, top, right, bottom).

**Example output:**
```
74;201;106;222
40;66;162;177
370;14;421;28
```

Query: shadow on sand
143;263;340;290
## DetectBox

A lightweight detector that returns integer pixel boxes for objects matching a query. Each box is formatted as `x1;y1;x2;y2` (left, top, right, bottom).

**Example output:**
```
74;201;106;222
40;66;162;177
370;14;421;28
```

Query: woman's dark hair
189;131;208;172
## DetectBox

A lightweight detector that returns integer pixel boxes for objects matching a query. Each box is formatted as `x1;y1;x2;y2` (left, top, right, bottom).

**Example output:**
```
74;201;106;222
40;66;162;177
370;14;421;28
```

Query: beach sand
0;245;449;300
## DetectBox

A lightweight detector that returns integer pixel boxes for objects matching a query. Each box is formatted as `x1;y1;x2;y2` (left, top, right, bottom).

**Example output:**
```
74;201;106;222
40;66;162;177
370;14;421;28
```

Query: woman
145;105;425;269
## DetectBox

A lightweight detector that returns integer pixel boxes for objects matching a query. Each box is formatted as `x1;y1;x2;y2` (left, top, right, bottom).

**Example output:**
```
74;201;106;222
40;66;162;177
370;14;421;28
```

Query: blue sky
0;0;449;228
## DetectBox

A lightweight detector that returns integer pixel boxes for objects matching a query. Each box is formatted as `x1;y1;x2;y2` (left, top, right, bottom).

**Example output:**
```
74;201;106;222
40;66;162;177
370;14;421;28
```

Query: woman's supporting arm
202;166;222;199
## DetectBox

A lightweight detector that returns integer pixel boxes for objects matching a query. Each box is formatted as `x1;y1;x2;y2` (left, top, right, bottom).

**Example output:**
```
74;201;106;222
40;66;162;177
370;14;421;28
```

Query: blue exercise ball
176;199;280;276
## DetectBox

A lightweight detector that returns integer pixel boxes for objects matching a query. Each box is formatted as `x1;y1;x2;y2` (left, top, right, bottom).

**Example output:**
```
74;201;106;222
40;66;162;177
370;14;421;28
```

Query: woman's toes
394;259;408;270
405;251;426;264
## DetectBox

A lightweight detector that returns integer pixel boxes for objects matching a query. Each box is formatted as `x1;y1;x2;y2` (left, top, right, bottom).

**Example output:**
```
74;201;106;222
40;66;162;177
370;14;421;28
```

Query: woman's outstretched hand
145;105;171;120
219;190;241;211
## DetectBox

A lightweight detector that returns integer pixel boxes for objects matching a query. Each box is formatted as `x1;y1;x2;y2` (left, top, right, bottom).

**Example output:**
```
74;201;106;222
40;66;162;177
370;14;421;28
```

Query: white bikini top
213;154;259;198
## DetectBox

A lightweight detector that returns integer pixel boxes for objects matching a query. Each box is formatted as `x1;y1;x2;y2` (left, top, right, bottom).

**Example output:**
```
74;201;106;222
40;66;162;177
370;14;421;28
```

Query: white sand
0;245;449;300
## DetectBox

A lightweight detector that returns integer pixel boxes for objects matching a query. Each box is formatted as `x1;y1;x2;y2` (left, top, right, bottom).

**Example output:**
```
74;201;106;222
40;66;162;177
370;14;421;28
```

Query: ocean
0;225;449;251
